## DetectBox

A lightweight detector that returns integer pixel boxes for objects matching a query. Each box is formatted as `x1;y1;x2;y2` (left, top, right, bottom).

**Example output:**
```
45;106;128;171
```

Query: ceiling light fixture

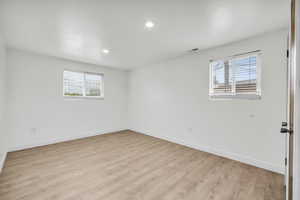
145;20;155;29
102;49;110;54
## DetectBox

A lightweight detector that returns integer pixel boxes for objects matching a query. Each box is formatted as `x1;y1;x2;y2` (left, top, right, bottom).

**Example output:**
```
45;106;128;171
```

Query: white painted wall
6;49;128;151
0;34;7;171
128;29;288;174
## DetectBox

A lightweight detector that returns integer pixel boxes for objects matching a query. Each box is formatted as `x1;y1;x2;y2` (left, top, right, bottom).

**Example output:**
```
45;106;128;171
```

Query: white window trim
63;69;105;99
209;50;262;100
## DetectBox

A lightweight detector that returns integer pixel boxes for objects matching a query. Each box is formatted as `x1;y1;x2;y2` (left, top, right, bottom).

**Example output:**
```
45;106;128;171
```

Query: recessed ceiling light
145;21;155;29
102;49;110;54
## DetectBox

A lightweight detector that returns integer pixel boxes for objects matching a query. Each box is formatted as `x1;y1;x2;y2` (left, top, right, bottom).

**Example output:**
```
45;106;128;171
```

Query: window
63;70;104;98
209;51;261;99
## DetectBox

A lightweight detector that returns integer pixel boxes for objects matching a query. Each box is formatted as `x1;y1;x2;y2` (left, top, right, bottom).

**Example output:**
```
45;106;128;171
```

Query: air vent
189;48;199;53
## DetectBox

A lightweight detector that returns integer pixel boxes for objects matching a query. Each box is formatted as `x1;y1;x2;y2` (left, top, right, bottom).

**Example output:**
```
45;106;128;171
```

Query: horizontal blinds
232;55;257;94
210;52;259;97
211;60;233;94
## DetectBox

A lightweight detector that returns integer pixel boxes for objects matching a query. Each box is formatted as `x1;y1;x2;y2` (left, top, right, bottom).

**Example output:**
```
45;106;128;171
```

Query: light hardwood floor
0;130;284;200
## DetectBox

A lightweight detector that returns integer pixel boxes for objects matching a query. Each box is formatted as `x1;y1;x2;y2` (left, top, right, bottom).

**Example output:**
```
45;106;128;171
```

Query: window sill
63;95;104;100
209;94;261;100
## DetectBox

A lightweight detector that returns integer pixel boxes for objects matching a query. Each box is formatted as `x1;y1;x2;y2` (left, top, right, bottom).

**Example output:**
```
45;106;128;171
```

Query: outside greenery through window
63;70;104;98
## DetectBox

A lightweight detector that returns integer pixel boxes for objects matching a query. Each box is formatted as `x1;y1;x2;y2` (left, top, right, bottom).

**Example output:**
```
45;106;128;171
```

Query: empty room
1;0;300;200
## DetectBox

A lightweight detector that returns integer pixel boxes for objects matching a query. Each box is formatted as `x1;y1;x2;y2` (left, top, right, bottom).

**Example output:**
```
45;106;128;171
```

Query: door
282;0;296;199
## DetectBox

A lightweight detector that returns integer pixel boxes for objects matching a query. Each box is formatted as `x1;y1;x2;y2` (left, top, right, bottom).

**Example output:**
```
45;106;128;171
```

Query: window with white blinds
63;70;104;98
209;51;261;99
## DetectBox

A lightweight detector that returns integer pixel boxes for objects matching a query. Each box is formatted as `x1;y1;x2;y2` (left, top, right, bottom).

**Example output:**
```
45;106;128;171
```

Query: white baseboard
0;152;7;173
130;129;284;174
9;129;127;152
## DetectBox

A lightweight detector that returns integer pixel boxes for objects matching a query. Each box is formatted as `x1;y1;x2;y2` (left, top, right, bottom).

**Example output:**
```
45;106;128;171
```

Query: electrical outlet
30;128;37;135
249;114;255;118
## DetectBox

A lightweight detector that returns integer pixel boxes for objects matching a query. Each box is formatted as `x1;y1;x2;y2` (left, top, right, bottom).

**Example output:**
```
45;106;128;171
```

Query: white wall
6;49;128;150
128;29;288;174
0;35;7;171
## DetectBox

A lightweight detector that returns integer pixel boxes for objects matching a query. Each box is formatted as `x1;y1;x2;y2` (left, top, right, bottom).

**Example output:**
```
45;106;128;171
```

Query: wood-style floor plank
0;130;284;200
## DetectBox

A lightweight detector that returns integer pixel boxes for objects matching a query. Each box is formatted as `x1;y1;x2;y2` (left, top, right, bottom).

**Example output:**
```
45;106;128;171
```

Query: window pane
64;71;84;96
85;73;102;97
211;61;233;94
209;52;260;99
232;56;257;94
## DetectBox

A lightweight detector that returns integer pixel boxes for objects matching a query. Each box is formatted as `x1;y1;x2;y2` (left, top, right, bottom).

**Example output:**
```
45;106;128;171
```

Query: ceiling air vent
189;48;200;53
